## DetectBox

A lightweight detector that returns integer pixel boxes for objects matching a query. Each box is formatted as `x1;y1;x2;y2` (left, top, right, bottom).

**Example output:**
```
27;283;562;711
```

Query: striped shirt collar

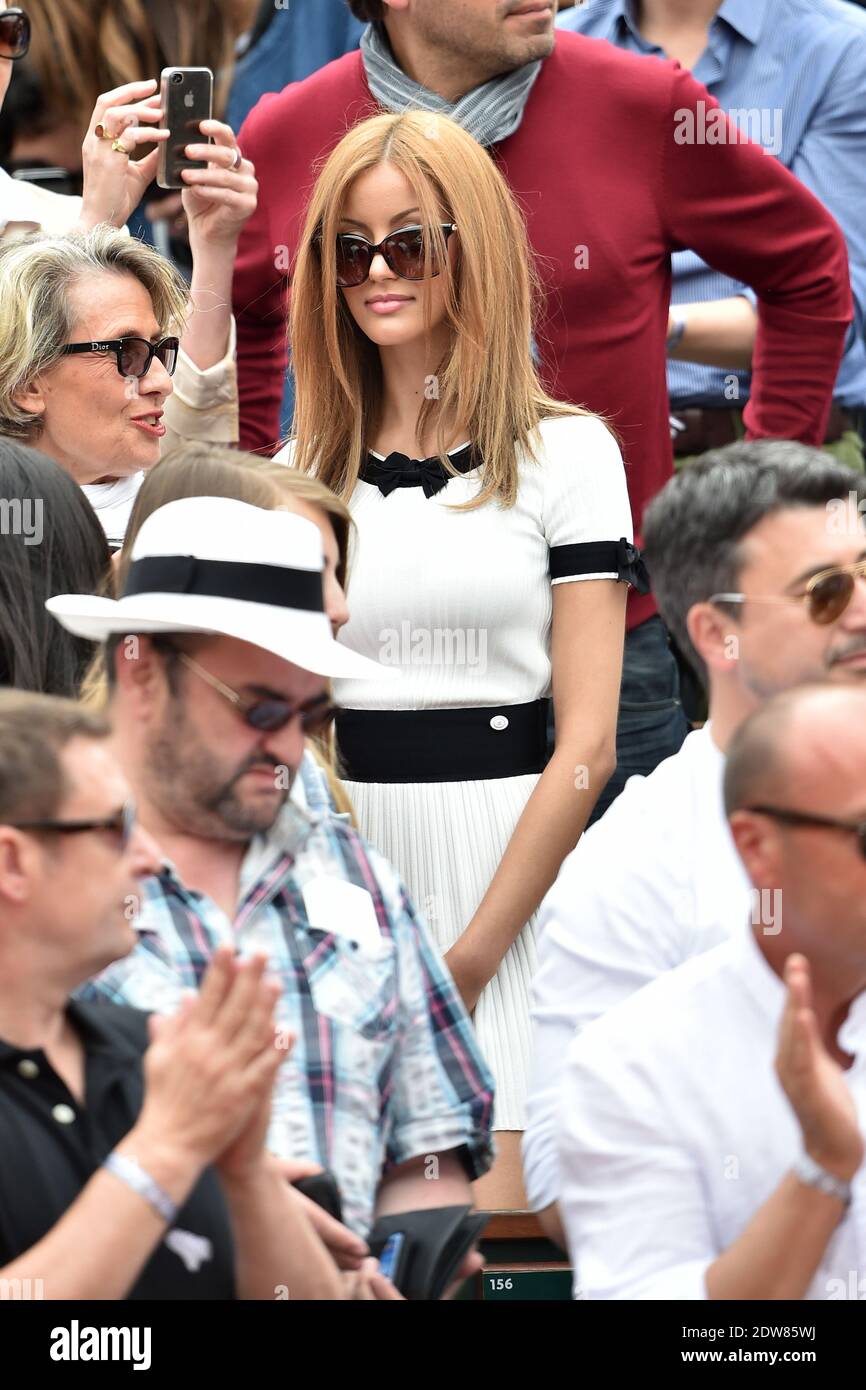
610;0;767;47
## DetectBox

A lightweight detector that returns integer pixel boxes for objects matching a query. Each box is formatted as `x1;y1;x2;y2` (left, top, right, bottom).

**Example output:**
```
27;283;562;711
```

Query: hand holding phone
377;1232;407;1284
157;67;214;190
368;1206;489;1300
80;79;169;230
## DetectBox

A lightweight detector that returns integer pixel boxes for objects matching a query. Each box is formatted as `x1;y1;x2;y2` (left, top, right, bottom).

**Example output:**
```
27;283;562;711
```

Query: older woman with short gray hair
0;223;244;546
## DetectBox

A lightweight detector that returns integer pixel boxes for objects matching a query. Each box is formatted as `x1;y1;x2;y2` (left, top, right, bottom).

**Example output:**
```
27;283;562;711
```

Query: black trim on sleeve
549;538;650;594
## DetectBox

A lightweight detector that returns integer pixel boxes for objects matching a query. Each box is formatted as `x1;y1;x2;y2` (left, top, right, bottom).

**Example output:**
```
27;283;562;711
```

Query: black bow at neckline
360;444;480;499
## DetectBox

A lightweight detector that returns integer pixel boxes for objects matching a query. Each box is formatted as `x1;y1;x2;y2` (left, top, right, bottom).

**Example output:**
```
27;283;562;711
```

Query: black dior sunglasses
9;801;137;852
327;223;458;288
0;9;30;60
61;336;180;380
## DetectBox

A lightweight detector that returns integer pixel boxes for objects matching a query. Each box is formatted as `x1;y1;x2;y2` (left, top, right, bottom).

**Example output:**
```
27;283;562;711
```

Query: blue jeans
588;615;690;824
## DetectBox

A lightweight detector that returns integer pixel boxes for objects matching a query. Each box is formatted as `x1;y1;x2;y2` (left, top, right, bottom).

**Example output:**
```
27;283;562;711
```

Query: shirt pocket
302;932;398;1043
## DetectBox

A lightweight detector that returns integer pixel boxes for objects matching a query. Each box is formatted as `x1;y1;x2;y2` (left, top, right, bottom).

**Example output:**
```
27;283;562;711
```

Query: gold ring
94;123;111;140
111;138;132;156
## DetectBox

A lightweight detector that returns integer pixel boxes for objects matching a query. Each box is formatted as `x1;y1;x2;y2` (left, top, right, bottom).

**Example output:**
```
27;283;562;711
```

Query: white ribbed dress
281;414;633;1128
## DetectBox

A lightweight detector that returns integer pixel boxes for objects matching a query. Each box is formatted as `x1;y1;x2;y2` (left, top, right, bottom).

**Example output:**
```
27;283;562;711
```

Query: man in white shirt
558;683;866;1301
524;440;866;1240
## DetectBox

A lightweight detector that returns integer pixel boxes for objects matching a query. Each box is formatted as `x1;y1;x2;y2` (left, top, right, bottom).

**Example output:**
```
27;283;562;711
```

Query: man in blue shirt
227;0;365;135
559;0;866;469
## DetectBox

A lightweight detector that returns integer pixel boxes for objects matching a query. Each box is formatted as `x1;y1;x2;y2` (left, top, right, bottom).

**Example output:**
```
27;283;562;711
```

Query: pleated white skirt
345;772;540;1130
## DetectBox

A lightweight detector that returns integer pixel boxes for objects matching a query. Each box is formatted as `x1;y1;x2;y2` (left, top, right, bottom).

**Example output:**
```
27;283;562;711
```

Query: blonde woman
280;110;644;1201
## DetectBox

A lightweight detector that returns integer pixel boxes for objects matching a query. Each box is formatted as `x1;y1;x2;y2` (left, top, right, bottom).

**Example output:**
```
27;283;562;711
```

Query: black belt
335;700;551;784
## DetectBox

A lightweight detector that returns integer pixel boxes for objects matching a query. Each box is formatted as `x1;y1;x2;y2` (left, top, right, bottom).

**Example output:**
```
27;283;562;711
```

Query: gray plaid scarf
359;22;543;147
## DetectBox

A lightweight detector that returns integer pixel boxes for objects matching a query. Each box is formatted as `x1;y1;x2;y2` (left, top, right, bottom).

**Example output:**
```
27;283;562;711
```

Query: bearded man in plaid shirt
50;499;494;1257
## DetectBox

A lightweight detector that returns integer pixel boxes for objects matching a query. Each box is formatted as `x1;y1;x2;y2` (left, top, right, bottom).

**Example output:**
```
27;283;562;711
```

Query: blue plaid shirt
78;756;495;1237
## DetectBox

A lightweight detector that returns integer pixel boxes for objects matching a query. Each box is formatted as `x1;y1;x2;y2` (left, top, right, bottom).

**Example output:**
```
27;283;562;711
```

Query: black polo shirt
0;999;235;1299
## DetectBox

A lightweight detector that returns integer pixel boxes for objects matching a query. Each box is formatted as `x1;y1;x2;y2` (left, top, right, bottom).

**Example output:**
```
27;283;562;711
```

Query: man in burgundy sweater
232;0;852;809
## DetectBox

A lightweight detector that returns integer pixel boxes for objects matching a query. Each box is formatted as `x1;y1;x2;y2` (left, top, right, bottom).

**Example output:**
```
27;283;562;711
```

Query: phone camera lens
171;72;183;85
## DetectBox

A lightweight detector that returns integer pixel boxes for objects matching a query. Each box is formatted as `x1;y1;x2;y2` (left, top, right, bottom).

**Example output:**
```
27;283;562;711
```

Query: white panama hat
47;495;393;681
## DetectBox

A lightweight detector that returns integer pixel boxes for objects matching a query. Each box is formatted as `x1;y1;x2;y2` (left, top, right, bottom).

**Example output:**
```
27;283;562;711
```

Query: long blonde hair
289;111;592;511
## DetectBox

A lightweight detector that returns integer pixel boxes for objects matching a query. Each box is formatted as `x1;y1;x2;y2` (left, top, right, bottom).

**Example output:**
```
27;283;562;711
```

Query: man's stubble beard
145;705;289;842
417;3;556;84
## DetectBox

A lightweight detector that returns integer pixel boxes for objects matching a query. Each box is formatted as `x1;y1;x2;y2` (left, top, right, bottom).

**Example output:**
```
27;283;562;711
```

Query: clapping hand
775;953;864;1183
139;949;284;1172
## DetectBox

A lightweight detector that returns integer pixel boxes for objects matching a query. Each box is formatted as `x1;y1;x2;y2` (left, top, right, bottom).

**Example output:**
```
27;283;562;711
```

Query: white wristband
103;1151;179;1225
